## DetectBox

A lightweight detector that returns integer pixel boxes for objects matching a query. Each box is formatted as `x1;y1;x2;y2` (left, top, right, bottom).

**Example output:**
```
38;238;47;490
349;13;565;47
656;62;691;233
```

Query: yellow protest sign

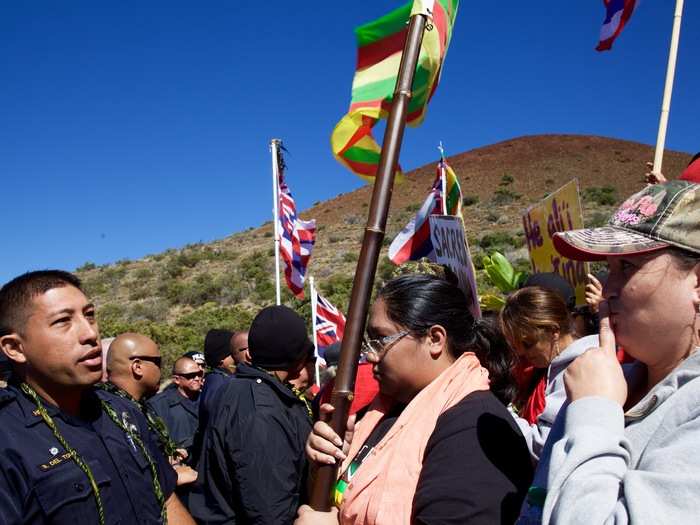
522;179;589;305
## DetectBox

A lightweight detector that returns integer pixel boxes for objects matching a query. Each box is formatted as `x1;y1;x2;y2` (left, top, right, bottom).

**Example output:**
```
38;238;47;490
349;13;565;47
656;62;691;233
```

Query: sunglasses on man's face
176;371;204;380
129;355;162;367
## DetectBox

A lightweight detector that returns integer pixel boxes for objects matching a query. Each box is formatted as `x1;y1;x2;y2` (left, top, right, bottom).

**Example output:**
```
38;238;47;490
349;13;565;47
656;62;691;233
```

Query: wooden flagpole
270;138;282;305
309;4;433;510
651;0;684;176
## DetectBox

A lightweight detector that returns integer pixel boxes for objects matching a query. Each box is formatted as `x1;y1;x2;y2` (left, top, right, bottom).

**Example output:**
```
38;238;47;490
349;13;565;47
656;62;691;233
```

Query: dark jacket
147;384;199;451
188;364;312;525
191;368;233;466
0;383;176;524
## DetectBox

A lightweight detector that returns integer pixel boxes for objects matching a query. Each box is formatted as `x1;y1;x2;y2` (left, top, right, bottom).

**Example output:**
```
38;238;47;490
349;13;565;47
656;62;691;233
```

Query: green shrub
134;267;153;280
77;262;96;272
342;251;358;263
587;210;610;228
462;195;479;207
486;212;499;223
320;274;354;312
491;188;522;206
478;231;524;251
499;174;514;186
584;186;617;206
405;203;420;213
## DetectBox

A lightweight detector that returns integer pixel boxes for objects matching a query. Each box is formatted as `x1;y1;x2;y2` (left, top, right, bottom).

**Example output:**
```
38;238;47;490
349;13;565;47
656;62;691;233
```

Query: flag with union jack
388;158;462;265
278;152;316;298
596;0;637;51
314;291;346;356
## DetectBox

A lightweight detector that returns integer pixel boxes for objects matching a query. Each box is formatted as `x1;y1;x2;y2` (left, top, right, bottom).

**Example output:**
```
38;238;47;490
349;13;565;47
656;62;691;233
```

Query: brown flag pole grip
309;11;430;511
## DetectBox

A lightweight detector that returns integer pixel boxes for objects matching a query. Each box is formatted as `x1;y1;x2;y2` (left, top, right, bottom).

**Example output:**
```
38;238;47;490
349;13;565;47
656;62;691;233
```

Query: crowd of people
1;173;700;524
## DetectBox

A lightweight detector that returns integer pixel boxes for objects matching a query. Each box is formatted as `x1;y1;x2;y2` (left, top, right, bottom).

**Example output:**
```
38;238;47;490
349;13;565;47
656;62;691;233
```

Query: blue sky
1;1;698;284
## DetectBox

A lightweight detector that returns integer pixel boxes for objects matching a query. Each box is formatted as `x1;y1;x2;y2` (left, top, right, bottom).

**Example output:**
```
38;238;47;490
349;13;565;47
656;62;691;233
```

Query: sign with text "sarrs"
428;215;481;319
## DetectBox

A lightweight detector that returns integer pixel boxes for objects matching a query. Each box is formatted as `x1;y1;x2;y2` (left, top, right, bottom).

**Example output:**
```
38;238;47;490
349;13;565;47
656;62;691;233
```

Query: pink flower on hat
613;210;641;225
637;196;658;217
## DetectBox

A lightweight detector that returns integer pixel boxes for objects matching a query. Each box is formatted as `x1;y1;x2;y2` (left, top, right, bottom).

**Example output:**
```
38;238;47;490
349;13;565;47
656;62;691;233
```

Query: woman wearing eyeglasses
296;273;533;525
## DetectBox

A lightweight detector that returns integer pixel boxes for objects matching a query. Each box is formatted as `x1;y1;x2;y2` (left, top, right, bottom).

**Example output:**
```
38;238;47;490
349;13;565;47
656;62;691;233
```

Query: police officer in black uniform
0;270;194;524
147;356;202;455
188;305;313;524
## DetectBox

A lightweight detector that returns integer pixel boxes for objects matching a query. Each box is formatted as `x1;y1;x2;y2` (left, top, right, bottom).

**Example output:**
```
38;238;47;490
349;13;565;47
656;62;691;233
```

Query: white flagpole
309;276;321;387
651;0;684;176
270;138;282;306
438;142;447;215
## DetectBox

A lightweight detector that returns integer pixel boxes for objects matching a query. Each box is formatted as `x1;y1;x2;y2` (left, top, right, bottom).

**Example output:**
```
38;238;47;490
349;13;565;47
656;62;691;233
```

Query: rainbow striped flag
388;158;462;265
441;159;462;217
331;0;459;182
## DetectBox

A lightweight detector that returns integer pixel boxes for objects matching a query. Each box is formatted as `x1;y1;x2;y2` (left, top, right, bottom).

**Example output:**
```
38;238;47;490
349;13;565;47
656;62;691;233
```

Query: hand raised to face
564;301;627;406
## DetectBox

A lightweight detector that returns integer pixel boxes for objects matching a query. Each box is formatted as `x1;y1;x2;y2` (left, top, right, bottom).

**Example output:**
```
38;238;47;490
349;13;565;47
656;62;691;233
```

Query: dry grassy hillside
77;134;692;370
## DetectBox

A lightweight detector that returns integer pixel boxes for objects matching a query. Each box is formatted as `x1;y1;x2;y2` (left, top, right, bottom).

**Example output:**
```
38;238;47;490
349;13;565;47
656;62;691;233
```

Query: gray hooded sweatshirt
511;335;599;462
518;349;700;524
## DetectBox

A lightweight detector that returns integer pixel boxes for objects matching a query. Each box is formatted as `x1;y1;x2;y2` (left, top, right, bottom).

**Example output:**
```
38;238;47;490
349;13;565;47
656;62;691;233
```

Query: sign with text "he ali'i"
522;179;589;305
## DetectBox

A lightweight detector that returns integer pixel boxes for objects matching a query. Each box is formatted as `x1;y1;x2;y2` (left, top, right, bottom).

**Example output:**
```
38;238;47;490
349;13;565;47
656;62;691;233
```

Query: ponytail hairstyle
378;273;517;405
499;286;573;354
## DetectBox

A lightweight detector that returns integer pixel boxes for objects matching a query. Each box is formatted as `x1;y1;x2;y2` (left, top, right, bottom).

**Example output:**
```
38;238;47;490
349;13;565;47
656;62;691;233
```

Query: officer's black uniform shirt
0;383;177;524
147;385;199;452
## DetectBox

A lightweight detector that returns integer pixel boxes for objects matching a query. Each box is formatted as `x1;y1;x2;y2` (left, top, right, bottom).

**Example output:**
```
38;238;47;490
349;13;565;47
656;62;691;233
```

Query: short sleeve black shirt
0;384;176;524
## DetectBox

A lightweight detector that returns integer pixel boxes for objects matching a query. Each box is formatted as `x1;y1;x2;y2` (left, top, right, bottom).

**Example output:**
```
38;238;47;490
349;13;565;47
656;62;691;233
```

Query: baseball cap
183;350;206;366
553;180;700;261
521;273;576;311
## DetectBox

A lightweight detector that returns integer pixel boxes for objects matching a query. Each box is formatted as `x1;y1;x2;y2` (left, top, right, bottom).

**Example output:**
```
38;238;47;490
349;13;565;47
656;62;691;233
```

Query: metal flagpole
309;3;432;510
651;0;684;176
309;276;321;387
438;142;447;215
270;138;282;306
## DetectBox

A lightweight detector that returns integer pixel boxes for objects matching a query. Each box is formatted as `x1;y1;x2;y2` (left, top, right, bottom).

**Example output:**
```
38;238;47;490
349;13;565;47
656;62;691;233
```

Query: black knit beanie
204;329;234;367
249;305;314;370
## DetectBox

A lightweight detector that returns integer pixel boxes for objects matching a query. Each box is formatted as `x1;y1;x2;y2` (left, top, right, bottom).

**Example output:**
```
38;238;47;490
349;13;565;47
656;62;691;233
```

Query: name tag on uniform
39;451;72;471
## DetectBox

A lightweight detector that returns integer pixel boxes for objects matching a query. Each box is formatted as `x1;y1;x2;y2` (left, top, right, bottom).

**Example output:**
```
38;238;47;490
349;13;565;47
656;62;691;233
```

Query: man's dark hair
0;270;83;336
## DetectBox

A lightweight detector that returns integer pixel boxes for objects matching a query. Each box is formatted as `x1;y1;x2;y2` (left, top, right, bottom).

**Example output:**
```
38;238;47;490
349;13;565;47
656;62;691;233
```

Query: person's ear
691;264;700;314
551;328;561;343
426;325;448;359
0;333;27;365
131;360;144;380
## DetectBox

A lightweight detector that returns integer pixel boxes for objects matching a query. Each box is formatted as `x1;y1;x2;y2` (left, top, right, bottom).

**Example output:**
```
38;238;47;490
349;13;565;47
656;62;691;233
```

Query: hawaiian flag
314;292;347;355
596;0;637;51
388;159;461;265
331;0;459;182
278;156;316;299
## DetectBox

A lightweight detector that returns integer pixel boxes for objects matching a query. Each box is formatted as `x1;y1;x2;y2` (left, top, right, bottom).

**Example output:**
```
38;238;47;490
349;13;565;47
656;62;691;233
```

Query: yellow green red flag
441;160;462;217
331;0;459;182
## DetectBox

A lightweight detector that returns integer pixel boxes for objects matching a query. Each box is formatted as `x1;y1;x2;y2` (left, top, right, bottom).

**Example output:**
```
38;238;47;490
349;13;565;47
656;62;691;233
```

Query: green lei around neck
256;366;313;421
20;382;167;525
98;382;179;459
